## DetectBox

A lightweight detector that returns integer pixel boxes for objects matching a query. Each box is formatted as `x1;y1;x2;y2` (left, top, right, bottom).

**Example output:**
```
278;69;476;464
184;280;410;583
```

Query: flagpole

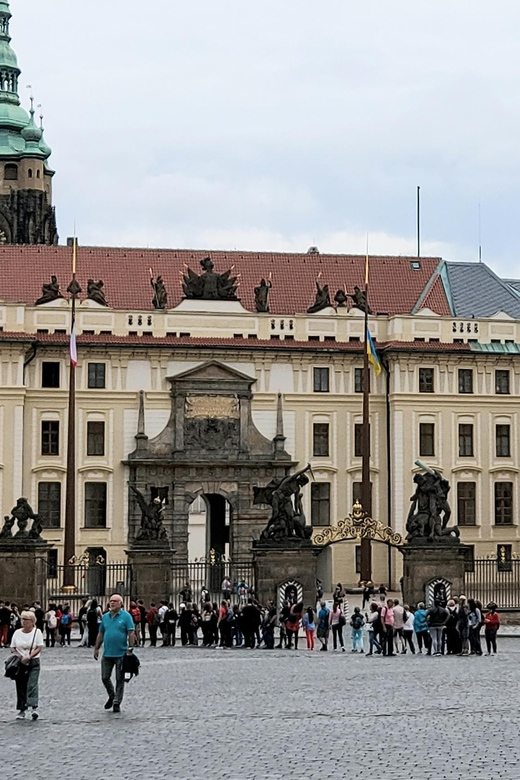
360;238;372;583
63;238;81;589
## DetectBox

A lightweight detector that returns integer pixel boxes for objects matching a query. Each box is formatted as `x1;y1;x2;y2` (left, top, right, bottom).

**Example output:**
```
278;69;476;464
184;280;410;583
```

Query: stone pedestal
0;541;50;604
400;542;473;607
126;544;174;603
252;541;318;606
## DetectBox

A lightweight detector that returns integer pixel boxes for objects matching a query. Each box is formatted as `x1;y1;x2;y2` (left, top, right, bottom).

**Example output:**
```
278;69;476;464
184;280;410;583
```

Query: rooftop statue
254;278;272;313
254;465;313;542
151;275;168;310
349;285;372;315
182;256;238;300
130;485;169;543
35;275;63;306
334;289;348;307
87;279;108;306
307;281;331;314
406;460;460;543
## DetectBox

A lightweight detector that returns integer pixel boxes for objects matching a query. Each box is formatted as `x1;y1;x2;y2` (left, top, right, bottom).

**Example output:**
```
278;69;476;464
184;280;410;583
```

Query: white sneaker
16;711;26;719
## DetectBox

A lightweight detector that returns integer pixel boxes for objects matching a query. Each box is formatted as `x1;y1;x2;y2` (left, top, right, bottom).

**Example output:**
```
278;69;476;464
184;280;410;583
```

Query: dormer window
4;163;18;180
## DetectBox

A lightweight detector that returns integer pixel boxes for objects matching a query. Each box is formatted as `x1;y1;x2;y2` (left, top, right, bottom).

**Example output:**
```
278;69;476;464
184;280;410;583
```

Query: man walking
93;594;135;713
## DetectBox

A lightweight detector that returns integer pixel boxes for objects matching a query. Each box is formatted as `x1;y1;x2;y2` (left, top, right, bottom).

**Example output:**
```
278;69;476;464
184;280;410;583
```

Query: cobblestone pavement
1;638;519;780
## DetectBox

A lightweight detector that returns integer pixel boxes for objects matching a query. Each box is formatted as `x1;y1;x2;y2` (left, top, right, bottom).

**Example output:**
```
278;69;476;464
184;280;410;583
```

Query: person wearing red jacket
146;603;159;647
484;604;500;655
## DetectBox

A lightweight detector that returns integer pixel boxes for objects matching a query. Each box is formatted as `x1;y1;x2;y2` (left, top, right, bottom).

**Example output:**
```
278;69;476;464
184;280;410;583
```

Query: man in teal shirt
94;594;135;713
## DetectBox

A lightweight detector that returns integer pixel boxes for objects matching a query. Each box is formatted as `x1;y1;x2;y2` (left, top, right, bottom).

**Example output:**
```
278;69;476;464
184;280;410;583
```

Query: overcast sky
12;1;520;275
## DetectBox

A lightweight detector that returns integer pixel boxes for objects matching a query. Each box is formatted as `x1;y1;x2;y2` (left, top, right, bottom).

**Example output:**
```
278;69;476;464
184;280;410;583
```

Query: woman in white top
402;605;416;654
10;610;44;719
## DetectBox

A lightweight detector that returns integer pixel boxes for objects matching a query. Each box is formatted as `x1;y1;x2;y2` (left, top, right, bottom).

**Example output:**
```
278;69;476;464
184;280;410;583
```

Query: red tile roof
0;246;450;316
418;274;451;315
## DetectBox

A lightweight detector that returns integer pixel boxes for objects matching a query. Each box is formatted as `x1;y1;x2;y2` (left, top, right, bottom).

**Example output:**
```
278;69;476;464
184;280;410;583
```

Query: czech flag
366;329;381;375
69;321;77;367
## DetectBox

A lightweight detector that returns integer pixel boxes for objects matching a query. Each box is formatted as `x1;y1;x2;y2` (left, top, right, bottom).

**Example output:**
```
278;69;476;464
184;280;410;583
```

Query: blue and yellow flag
366;329;381;375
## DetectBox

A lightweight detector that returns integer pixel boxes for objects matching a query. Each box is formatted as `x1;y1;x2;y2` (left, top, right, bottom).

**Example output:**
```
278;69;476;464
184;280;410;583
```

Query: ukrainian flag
366;329;381;375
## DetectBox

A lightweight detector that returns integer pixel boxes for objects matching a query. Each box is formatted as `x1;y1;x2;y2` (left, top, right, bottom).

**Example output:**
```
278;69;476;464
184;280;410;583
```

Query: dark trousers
243;627;256;648
166;624;176;647
149;625;158;647
382;625;394;655
45;627;55;647
286;628;299;649
263;624;275;649
416;630;431;653
445;626;461;654
140;621;147;645
469;627;482;655
219;622;232;647
485;629;497;654
59;626;71;645
15;660;40;711
403;629;415;653
101;656;125;705
331;624;344;649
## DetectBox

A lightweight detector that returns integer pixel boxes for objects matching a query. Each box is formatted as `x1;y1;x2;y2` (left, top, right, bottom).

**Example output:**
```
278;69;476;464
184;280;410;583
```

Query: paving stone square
1;638;519;779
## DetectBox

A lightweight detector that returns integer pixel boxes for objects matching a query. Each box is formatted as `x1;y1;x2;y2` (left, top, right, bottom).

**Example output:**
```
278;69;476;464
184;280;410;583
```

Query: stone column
400;542;473;607
126;543;175;604
252;540;318;606
0;541;50;605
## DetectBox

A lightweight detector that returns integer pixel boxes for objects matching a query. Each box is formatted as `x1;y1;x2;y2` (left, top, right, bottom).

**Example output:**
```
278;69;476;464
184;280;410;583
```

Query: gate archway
312;501;403;590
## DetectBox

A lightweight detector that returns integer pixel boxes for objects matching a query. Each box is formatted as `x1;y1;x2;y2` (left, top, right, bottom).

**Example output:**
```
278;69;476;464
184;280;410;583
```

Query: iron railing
43;559;256;613
464;558;520;609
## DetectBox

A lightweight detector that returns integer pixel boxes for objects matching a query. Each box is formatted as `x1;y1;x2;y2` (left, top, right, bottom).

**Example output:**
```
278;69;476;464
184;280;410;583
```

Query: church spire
0;1;22;112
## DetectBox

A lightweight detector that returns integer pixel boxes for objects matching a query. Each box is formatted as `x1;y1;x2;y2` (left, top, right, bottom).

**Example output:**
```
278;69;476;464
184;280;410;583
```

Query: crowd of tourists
0;584;504;721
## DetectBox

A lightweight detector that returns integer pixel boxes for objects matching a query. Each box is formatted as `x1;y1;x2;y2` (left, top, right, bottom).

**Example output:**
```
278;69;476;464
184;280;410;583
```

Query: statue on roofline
307;281;331;313
182;256;238;300
254;277;272;312
35;275;63;306
349;285;372;315
87;279;108;306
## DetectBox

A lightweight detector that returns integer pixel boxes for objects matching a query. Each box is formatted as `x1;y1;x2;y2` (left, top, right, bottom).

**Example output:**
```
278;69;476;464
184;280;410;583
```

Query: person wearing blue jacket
413;602;431;655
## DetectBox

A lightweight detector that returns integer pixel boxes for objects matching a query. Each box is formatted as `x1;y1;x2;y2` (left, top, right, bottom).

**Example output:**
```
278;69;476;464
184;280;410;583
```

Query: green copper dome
0;2;52;160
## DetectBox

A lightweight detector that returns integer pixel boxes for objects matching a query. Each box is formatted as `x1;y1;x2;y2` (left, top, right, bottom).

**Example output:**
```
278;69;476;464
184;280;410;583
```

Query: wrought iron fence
43;559;256;613
170;560;256;608
45;562;131;614
464;558;520;609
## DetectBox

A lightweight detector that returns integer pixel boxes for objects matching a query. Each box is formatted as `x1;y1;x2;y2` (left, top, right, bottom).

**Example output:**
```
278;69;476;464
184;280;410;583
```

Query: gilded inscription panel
185;395;239;419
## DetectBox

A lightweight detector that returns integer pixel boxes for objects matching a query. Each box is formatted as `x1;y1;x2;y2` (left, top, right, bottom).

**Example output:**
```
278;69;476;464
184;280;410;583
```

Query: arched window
36;169;41;179
28;168;33;178
4;163;18;180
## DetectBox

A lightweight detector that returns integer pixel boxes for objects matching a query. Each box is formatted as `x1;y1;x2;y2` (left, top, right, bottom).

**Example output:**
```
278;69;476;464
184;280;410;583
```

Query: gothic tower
0;0;57;244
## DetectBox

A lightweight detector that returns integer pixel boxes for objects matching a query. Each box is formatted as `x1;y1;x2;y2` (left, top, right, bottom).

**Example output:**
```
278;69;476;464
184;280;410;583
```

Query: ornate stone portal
125;361;294;560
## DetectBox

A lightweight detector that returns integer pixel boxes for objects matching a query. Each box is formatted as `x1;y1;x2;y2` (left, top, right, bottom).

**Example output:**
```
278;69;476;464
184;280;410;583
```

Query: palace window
311;483;330;526
458;424;474;457
313;367;329;393
41;421;59;456
419;423;435;457
38;482;61;528
312;423;329;457
354;424;363;457
495;482;513;526
84;482;107;528
496;370;510;395
41;362;60;388
87;421;105;456
458;369;473;394
88;363;106;389
457;482;476;526
496;424;511;458
354;367;369;393
419;368;434;393
47;549;58;578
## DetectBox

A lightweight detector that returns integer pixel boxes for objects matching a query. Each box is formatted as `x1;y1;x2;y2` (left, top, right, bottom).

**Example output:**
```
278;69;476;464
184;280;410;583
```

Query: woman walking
330;601;345;652
302;607;316;650
10;610;44;720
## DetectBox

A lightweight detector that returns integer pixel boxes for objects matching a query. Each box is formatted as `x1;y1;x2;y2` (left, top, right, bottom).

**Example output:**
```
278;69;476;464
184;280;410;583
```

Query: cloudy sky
13;1;520;275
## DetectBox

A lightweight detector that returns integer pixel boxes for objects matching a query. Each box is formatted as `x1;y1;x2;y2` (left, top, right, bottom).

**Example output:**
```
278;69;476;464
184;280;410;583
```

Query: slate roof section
0;246;449;316
446;262;520;319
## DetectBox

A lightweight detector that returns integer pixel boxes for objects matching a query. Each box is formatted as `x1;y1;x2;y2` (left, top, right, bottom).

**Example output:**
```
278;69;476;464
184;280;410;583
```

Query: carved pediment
167;360;256;395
